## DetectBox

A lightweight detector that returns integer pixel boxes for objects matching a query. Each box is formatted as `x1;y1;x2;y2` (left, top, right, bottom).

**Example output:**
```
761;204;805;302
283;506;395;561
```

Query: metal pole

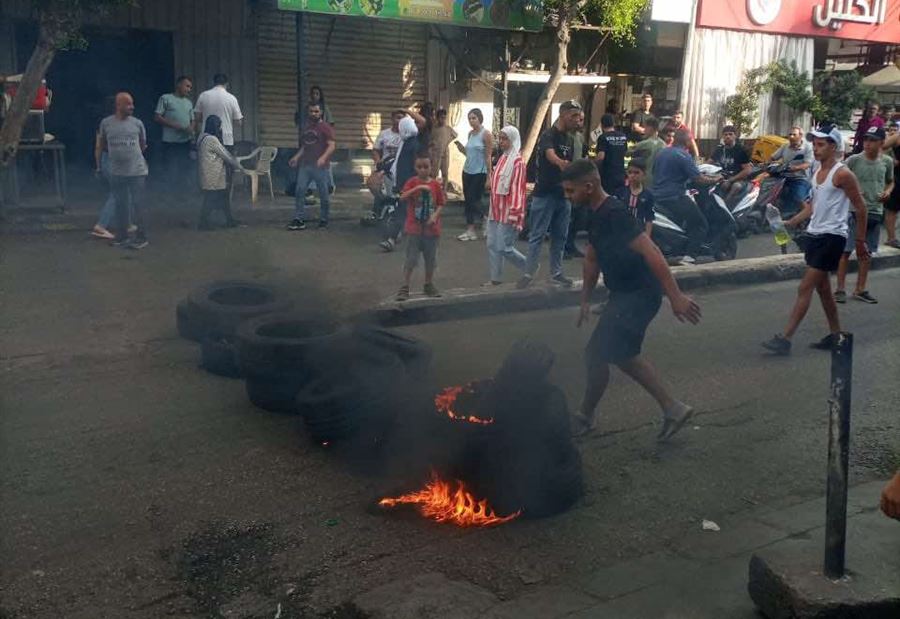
500;37;509;127
295;11;306;144
824;331;852;579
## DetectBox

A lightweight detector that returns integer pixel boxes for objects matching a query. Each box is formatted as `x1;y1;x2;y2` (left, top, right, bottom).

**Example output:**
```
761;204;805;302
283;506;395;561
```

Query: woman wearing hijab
197;115;244;229
485;125;527;285
455;108;493;241
380;115;421;252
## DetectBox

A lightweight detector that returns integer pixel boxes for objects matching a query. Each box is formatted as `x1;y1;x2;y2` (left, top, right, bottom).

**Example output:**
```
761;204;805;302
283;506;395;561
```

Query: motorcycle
705;163;766;238
651;166;738;264
361;156;400;230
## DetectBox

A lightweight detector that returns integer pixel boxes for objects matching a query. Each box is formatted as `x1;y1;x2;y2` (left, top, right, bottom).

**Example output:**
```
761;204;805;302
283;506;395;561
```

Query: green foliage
813;70;874;127
593;0;650;42
32;0;134;49
765;59;821;119
723;66;768;136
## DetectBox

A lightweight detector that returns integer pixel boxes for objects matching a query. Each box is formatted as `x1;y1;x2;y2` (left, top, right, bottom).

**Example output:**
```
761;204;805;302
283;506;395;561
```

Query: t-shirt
154;93;194;143
630;109;652;141
615;186;655;225
710;144;750;177
374;128;403;161
631;136;666;187
587;196;658;294
402;177;445;237
772;141;813;178
534;126;575;197
99;115;148;177
299;120;335;166
195;86;243;146
845;153;893;219
651;147;701;202
595;130;628;193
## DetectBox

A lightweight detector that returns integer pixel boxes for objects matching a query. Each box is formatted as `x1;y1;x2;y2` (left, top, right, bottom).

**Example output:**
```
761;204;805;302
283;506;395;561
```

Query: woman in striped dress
485;125;527;285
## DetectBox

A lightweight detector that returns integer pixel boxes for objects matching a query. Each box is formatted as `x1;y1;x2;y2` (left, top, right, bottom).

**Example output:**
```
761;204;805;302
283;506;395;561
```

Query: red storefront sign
697;0;900;44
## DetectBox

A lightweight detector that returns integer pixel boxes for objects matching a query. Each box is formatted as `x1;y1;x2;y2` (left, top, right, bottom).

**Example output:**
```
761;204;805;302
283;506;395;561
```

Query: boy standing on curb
396;155;445;301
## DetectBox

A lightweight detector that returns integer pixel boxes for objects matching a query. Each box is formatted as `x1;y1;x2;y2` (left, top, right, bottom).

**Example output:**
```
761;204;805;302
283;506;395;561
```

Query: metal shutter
257;5;300;147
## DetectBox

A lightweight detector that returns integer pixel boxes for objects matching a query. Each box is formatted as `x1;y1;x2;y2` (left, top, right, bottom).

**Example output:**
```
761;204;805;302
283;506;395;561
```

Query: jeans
486;220;526;282
657;195;707;257
97;157;118;228
565;204;588;252
110;175;147;242
462;172;487;226
525;194;571;278
161;141;193;191
782;178;811;214
294;164;331;223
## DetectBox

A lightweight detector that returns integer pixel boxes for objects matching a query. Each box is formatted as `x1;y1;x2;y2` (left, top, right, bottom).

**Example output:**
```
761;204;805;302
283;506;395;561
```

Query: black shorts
586;288;662;367
886;188;900;213
804;233;845;272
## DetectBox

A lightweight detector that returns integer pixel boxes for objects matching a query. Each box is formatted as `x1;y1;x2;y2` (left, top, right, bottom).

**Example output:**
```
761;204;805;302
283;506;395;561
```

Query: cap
560;99;583;112
807;124;844;151
862;125;886;141
722;125;737;134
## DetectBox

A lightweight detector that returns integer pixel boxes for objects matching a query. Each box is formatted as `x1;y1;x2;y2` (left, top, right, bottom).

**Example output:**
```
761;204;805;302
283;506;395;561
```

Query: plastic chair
233;146;278;204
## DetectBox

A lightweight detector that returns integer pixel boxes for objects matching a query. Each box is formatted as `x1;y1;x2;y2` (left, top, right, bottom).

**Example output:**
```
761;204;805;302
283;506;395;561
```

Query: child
396;155;445;301
615;159;655;235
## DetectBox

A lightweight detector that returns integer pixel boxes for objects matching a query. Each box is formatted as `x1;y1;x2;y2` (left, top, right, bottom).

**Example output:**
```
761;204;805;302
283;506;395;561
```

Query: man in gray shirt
770;126;814;213
98;92;149;249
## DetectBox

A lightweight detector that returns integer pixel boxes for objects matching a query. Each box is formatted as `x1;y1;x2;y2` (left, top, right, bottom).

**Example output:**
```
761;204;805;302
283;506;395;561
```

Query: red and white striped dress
489;154;526;230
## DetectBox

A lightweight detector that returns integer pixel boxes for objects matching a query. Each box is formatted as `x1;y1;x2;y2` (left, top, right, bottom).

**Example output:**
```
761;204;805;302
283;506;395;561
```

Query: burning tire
180;280;292;341
176;300;204;342
201;334;241;379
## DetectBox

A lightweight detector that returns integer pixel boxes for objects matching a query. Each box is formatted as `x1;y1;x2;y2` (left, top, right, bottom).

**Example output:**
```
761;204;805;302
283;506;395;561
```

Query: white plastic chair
233;146;278;204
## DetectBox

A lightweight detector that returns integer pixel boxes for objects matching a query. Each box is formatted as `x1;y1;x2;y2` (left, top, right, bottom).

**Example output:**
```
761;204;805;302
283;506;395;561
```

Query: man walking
287;103;335;230
518;100;582;289
153;76;194;192
651;129;720;263
770;126;814;214
835;126;893;304
195;74;243;152
98;92;149;249
762;126;869;355
561;159;701;439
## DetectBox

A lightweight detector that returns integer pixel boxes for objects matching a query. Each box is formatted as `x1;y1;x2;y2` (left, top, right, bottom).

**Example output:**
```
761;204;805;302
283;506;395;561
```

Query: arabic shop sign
697;0;900;44
277;0;544;31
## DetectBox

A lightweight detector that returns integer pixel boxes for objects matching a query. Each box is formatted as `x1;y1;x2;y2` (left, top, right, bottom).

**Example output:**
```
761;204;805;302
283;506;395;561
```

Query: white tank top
806;161;849;238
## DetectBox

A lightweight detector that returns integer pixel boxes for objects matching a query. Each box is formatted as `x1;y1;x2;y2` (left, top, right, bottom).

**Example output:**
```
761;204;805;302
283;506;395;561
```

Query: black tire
185;280;292;340
246;375;303;414
236;313;346;378
201;335;241;378
176;300;205;342
350;324;432;375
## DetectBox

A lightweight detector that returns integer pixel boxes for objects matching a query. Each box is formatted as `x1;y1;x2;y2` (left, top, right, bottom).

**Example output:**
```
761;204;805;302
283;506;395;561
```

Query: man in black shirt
708;125;752;204
561;160;702;439
629;93;653;142
519;99;583;289
595;113;628;196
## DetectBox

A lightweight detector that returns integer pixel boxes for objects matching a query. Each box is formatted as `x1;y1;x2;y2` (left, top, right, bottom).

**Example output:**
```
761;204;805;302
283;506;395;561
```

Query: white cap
807;125;844;152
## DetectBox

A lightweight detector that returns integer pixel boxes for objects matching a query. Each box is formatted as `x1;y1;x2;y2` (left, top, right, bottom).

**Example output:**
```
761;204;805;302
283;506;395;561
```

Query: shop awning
862;64;900;89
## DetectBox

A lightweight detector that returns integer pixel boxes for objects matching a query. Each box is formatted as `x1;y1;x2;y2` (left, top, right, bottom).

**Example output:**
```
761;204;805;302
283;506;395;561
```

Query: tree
814;70;873;127
0;0;133;169
520;0;649;163
765;59;822;125
722;66;768;137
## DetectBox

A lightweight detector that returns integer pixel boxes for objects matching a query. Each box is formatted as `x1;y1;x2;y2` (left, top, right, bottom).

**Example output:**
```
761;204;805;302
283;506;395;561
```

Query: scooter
651;169;738;264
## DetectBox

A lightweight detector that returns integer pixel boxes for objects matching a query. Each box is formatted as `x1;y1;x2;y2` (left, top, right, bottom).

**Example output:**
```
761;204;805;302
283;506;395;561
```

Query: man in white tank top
762;126;869;355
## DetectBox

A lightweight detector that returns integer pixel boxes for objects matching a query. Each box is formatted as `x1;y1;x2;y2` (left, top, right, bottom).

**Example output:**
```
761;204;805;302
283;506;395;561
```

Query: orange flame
379;473;521;527
434;384;494;425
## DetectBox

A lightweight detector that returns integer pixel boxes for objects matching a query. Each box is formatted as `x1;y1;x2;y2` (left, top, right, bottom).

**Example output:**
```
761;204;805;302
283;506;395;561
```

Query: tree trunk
0;23;57;169
520;18;572;165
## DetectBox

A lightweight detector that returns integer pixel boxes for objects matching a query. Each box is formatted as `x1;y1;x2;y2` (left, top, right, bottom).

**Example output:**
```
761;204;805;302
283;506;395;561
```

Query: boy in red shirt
396;155;445;301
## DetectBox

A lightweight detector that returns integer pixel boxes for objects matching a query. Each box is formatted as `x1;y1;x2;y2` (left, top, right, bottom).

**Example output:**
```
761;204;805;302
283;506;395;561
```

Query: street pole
824;332;852;579
500;36;509;128
295;11;306;144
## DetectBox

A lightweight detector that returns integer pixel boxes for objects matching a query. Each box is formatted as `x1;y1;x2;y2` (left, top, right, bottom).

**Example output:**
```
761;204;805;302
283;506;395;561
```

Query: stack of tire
176;280;293;378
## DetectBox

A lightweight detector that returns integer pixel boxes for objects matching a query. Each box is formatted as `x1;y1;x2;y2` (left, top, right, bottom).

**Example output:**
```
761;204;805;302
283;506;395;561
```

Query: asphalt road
1;224;899;618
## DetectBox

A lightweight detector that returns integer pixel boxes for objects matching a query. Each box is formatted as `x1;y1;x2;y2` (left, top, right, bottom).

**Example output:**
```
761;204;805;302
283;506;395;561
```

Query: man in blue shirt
651;129;720;260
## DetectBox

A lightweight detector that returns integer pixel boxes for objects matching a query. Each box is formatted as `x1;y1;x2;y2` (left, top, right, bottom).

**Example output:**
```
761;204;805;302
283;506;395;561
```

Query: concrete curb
368;250;900;327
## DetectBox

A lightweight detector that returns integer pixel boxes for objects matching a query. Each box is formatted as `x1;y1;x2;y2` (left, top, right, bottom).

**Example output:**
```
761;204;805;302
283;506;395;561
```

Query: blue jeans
97;156;119;229
525;194;571;278
782;178;810;213
294;164;330;223
486;220;526;282
109;175;147;241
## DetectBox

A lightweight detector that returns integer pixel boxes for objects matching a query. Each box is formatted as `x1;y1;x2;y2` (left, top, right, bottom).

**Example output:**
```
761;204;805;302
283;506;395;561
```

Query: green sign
277;0;544;32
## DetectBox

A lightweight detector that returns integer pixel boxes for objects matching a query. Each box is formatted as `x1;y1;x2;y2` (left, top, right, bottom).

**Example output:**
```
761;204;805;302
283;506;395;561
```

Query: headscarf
391;115;419;183
199;114;223;145
495;125;521;196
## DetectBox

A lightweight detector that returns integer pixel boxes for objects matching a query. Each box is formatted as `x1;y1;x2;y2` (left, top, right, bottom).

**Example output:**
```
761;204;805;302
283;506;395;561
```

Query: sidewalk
351;481;898;618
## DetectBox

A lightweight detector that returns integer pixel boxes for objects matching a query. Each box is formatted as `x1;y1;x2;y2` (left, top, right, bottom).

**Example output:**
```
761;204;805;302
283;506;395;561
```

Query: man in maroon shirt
852;101;885;155
288;103;335;230
670;110;699;160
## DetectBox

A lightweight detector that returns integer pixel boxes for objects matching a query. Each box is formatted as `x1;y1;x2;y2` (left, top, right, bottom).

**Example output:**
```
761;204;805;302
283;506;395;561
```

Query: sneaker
127;224;138;234
658;402;694;441
110;238;130;248
810;334;836;350
481;281;502;287
571;410;598;438
396;285;410;302
834;290;846;304
424;283;442;297
853;290;878;304
679;255;696;266
91;225;115;240
318;220;328;229
287;219;306;231
886;239;900;249
457;230;478;242
551;274;574;287
127;239;149;250
516;274;534;290
761;334;792;356
379;239;395;252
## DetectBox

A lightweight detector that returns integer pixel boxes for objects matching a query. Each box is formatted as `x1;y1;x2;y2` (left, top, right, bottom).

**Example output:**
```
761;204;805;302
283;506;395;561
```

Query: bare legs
580;355;679;420
783;267;840;340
